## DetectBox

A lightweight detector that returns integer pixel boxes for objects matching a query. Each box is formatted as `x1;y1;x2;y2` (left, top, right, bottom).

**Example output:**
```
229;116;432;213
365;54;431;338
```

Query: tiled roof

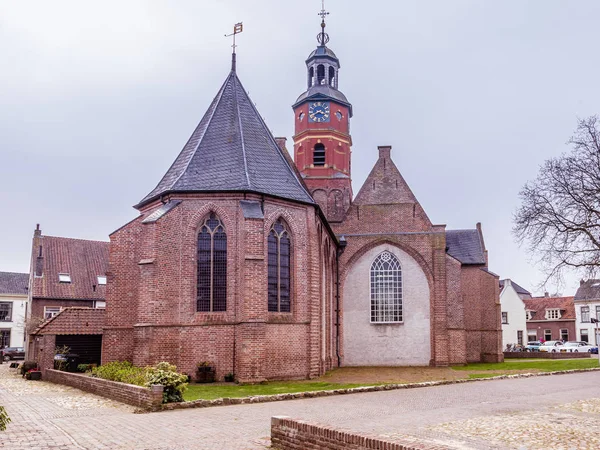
574;279;600;301
500;279;531;296
32;235;109;301
523;296;575;320
446;229;486;265
137;70;314;208
0;272;29;296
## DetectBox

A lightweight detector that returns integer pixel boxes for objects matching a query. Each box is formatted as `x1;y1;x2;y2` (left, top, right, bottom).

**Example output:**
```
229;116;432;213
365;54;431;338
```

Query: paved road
1;365;600;449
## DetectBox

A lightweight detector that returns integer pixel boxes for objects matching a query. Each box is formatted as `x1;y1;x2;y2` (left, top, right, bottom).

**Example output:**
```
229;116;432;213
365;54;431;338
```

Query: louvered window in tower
268;220;291;313
313;144;326;166
197;213;227;312
370;251;402;323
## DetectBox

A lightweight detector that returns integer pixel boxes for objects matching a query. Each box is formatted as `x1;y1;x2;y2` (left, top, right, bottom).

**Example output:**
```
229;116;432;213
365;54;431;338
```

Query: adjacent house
27;225;109;352
0;271;29;348
499;279;531;348
523;295;575;342
574;279;600;345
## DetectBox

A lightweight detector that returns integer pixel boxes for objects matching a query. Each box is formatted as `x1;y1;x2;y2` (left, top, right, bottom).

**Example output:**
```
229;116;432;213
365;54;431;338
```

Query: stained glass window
268;220;291;313
370;251;402;323
197;213;227;312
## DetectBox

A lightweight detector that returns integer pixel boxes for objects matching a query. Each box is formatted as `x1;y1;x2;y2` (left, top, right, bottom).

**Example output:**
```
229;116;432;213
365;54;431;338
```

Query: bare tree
514;116;600;285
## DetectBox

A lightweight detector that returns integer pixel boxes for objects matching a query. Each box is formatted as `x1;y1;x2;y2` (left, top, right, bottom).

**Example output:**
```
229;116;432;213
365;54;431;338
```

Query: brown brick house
523;296;576;342
27;225;109;352
102;17;502;382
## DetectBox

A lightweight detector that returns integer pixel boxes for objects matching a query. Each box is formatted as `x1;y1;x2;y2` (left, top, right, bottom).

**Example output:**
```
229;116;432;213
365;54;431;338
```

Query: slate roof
307;45;339;61
32;235;109;301
0;272;29;296
137;70;314;208
574;279;600;302
293;85;352;115
445;229;486;265
523;296;576;320
500;279;531;296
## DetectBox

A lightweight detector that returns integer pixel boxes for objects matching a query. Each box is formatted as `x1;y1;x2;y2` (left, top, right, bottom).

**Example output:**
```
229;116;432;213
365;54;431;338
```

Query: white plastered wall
499;281;527;348
342;243;431;366
0;294;28;347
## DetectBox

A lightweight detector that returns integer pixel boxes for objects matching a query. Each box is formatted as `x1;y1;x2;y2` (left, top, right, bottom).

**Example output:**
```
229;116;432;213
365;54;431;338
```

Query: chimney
544;292;549;297
34;223;42;237
274;137;287;152
378;145;391;159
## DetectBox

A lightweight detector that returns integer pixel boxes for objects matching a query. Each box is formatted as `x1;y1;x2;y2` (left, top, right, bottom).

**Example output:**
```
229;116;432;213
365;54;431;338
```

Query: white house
574;279;600;345
499;279;531;348
0;272;29;348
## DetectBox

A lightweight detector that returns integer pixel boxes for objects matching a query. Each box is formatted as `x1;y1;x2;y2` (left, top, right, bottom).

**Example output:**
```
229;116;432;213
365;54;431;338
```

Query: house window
501;312;508;324
94;300;106;309
370;251;403;323
527;329;537;341
596;305;600;320
526;310;534;320
97;276;107;285
0;303;12;322
44;307;61;319
544;329;552;341
197;213;227;312
58;273;71;283
517;330;523;345
313;144;326;166
560;328;569;341
546;309;560;320
581;306;590;322
0;329;10;348
268;219;291;313
581;329;589;343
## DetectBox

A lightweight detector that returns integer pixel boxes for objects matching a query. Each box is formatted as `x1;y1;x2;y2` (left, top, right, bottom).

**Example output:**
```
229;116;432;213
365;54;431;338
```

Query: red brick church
103;15;502;382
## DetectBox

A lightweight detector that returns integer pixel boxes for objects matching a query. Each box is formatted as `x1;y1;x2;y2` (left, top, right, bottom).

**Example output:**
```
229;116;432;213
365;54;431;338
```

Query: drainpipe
335;236;347;367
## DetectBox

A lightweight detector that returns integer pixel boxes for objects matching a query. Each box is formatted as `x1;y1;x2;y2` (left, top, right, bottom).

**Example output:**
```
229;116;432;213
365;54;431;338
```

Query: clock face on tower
308;102;330;123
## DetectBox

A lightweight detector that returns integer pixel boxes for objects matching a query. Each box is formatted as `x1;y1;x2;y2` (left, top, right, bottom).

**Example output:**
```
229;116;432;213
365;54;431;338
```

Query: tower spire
317;0;330;45
225;22;243;72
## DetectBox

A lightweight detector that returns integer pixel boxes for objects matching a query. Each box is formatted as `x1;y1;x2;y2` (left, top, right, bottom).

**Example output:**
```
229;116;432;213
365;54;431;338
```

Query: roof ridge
0;271;28;275
41;235;109;244
170;72;233;192
233;74;252;189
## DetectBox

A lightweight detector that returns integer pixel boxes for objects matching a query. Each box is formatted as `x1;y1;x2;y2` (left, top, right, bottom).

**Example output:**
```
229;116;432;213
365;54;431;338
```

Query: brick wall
271;416;438;450
44;369;163;409
31;298;95;319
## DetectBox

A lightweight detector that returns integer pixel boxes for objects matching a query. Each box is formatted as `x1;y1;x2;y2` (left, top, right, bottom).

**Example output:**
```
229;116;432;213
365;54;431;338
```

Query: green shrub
145;362;188;403
0;406;10;431
91;361;147;386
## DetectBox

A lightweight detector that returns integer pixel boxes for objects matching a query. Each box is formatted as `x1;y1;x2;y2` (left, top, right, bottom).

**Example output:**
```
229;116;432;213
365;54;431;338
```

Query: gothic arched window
197;213;227;312
370;251;402;323
313;143;326;166
268;219;291;313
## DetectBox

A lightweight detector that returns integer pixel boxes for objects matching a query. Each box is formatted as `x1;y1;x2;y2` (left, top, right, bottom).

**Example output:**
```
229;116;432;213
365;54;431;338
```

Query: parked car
538;341;564;352
560;341;595;353
591;346;599;354
525;341;543;352
1;347;25;361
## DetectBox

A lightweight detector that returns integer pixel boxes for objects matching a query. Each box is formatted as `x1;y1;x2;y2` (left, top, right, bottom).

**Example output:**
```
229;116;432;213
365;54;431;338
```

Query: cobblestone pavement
1;364;600;449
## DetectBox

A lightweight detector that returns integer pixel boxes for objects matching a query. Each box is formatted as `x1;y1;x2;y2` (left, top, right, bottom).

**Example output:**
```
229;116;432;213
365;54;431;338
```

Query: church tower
292;6;353;222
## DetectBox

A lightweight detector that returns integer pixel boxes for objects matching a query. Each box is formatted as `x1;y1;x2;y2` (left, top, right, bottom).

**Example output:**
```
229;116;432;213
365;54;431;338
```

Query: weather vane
317;0;330;45
225;22;243;71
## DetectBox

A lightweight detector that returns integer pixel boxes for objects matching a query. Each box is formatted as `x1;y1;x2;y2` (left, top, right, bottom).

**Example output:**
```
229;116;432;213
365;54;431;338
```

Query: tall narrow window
268;219;291;312
313;144;326;166
370;251;402;323
317;64;325;85
581;306;590;322
197;213;227;312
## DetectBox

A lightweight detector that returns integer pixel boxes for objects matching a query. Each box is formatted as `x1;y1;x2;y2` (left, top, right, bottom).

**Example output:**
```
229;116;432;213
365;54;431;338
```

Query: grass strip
452;359;599;372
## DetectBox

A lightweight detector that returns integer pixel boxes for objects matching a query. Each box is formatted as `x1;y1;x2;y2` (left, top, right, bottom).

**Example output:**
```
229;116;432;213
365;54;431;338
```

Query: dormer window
97;276;107;285
58;273;71;283
546;308;561;320
526;310;534;320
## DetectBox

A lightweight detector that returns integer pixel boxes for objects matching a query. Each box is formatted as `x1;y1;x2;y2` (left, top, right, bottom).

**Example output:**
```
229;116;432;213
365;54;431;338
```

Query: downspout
335;235;347;367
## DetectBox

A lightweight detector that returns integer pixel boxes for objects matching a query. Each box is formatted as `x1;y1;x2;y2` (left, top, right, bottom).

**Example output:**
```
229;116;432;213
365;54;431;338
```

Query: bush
0;406;10;431
20;361;38;376
146;362;188;403
91;361;147;386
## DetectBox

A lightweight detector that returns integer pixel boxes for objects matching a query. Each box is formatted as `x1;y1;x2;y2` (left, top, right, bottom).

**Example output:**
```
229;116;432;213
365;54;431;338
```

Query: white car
560;341;595;353
538;340;564;352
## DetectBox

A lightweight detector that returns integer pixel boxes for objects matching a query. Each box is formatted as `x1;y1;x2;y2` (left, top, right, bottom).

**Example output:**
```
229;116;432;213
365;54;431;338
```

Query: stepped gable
137;70;314;208
353;146;419;206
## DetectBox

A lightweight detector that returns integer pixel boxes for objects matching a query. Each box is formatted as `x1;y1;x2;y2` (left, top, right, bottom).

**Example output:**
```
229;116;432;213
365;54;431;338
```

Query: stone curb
142;367;600;413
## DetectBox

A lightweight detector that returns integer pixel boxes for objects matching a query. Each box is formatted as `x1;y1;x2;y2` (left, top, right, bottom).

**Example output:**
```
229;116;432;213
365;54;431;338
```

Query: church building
103;13;502;382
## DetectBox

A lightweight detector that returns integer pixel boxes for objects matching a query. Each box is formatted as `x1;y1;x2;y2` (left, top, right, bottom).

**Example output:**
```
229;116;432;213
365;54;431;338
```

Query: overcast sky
2;0;599;296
